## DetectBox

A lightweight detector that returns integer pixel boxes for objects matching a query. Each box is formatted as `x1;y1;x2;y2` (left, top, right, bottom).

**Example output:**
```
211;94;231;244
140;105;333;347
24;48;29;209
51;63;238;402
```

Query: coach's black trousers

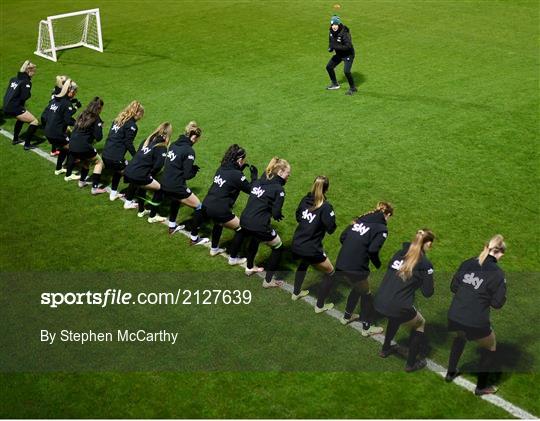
326;55;355;88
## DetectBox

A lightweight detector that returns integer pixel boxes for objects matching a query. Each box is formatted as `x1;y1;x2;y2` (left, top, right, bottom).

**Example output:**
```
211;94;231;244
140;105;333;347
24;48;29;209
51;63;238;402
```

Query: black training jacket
335;211;388;273
102;117;138;161
240;174;286;232
43;96;76;140
3;72;32;113
161;134;198;192
374;242;435;318
328;25;355;58
291;193;336;257
69;118;104;153
202;162;252;214
447;255;507;329
124;136;168;181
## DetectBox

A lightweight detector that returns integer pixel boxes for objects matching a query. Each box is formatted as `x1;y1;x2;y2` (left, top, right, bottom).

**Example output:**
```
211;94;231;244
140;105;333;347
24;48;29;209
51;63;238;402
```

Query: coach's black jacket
3;72;32;113
103;117;138;161
291;193;336;258
43;96;76;140
447;255;506;329
161;134;198;192
335;211;388;274
328;24;355;58
374;242;434;318
124;136;167;182
203;162;252;214
240;174;286;232
69;118;104;153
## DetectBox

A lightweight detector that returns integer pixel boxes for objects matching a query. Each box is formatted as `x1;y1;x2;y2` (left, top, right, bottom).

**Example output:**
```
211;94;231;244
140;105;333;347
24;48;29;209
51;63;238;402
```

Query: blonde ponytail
20;60;36;73
398;229;435;281
114;100;144;127
55;75;68;88
56;79;77;98
265;157;290;180
353;201;394;224
143;122;173;148
478;234;506;265
184;121;201;138
310;175;329;211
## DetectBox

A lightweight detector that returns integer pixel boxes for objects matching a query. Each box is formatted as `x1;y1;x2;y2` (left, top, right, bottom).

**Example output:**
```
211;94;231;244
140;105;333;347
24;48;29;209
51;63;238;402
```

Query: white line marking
0;128;536;419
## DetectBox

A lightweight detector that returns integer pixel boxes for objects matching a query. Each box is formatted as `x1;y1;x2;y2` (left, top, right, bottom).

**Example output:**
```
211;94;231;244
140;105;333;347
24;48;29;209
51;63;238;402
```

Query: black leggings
326;55;355;88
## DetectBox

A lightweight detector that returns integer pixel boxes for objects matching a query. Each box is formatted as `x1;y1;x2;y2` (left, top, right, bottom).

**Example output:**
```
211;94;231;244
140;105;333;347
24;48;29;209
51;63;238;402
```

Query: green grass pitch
0;0;538;418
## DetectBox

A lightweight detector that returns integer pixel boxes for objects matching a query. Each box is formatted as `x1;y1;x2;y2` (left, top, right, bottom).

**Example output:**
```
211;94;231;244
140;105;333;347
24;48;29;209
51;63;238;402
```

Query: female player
160;121;208;245
64;97;107;195
333;202;393;331
445;235;507;396
99;100;144;201
2;60;38;149
227;157;290;288
191;144;258;256
42;79;78;175
290;176;337;311
374;229;435;372
123;122;172;222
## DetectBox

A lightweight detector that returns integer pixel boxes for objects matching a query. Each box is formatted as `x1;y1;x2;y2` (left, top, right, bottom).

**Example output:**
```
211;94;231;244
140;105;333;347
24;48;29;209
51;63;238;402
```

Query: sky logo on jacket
301;209;316;223
49;103;59;112
10;82;18;89
391;259;403;270
167;150;177;161
251;186;265;198
111;124;120;133
142;146;151;155
352;222;370;235
462;273;484;290
214;175;226;187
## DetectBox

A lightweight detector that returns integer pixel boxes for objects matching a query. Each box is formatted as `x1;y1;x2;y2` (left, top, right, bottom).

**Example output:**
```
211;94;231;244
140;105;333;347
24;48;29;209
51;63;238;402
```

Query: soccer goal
35;9;103;62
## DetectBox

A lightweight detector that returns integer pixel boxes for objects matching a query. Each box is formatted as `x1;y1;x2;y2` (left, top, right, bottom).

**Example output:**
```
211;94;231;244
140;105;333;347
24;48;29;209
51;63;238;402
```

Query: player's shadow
338;72;366;87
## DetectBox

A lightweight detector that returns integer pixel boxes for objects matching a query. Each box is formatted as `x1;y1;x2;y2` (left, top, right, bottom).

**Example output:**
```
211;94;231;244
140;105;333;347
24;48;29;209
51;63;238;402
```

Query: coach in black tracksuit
445;235;507;396
334;203;393;332
42;80;78;173
193;144;258;256
291;176;337;311
123;122;171;221
64;97;105;189
3;61;39;149
228;157;290;288
326;15;357;95
374;229;435;372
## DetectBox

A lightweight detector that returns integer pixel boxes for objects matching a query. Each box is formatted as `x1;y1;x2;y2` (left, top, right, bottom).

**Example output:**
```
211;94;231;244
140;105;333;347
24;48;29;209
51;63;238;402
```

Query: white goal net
35;9;103;62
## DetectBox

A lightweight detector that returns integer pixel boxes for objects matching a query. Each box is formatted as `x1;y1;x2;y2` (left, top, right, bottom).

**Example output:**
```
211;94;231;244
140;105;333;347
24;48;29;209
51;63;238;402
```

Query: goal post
34;8;103;62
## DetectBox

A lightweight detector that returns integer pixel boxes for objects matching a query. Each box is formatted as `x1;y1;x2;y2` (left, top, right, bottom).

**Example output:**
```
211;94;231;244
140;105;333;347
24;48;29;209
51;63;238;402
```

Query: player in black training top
123;122;172;223
445;235;507;396
64;97;106;195
191;144;258;257
43;75;82;156
374;229;435;372
228;157;290;288
333;202;393;331
291;176;337;311
326;16;357;95
2;60;39;149
98;100;144;201
41;79;78;176
160;121;209;246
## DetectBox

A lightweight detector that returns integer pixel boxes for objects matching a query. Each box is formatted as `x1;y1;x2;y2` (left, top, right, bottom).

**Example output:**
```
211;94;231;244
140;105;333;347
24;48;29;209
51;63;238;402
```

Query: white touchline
1;128;536;419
